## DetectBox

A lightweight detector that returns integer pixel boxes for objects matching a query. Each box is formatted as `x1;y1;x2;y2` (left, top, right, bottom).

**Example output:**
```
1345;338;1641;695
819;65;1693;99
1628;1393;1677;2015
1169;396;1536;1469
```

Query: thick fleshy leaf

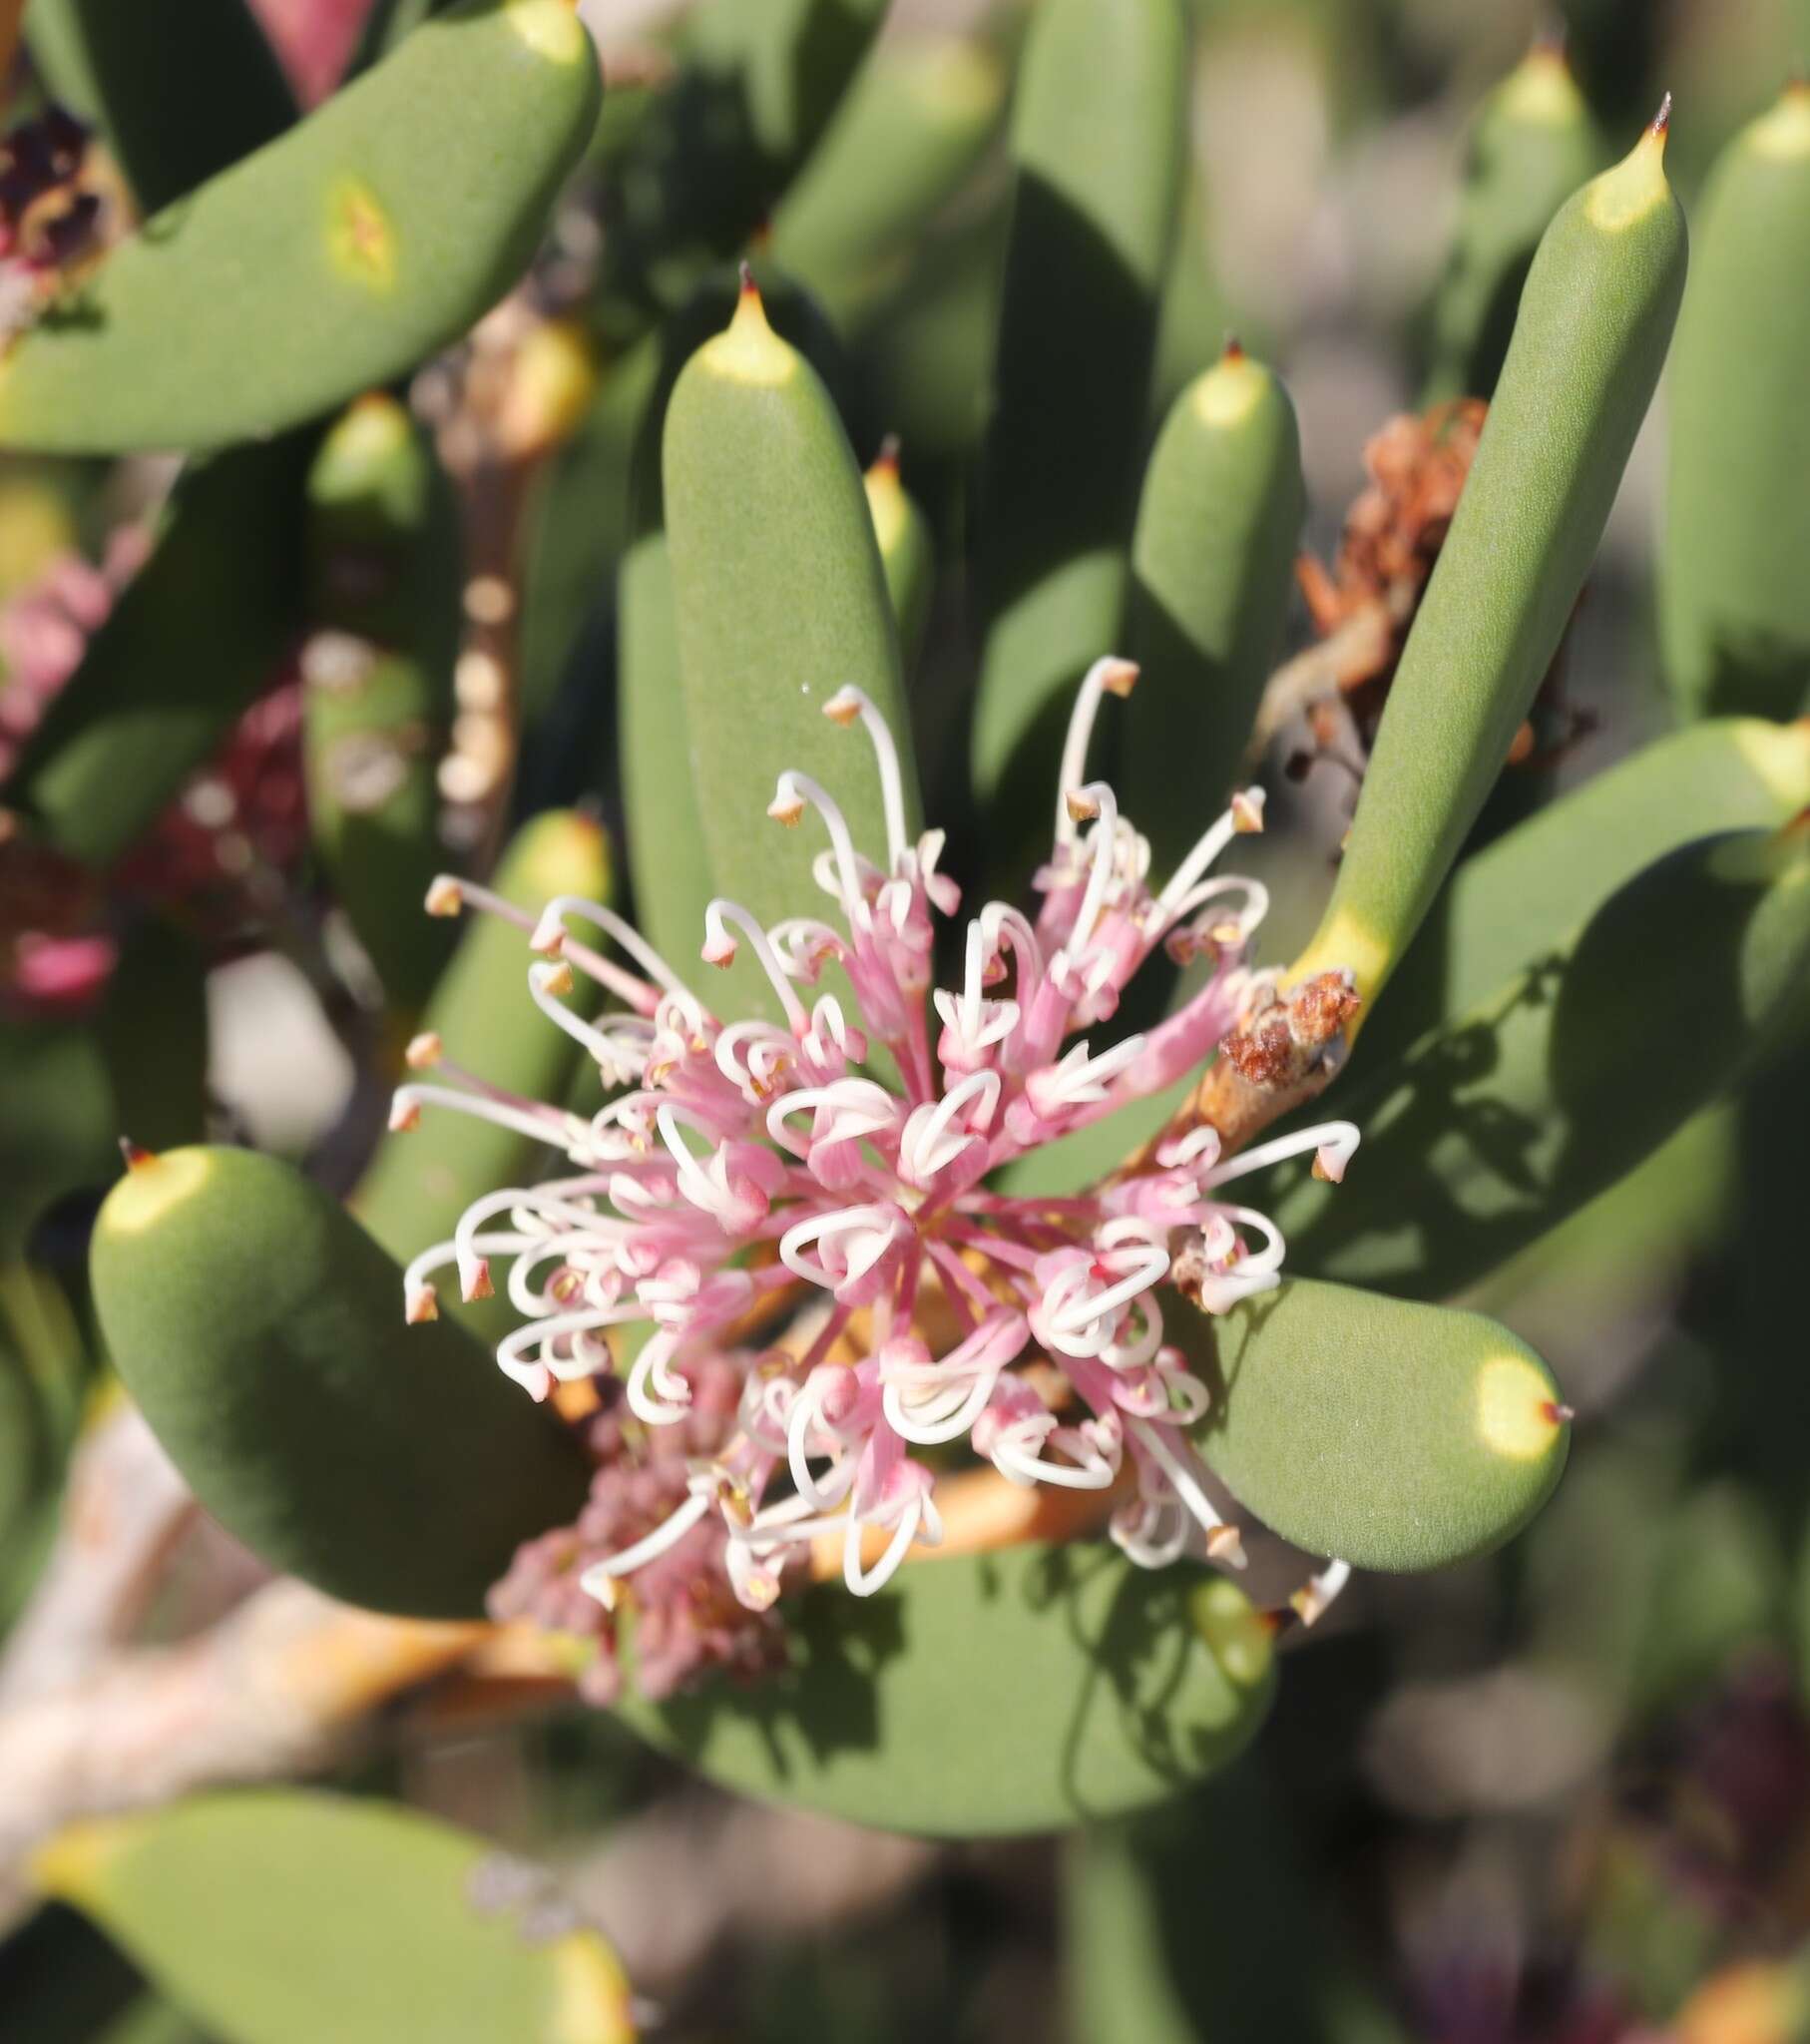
1274;825;1810;1299
1289;116;1686;1020
596;0;887;335
1067;1769;1409;2044
1121;341;1304;863
350;808;612;1288
32;1792;634;2044
1176;1278;1570;1572
1661;85;1810;722
0;0;601;454
661;277;918;1016
771;32;1009;329
1347;715;1810;1085
620;1543;1275;1835
94;918;211;1155
1420;36;1603;403
0;1018;114;1259
25;0;297;214
972;0;1185;827
302;394;461;1013
91;1146;591;1618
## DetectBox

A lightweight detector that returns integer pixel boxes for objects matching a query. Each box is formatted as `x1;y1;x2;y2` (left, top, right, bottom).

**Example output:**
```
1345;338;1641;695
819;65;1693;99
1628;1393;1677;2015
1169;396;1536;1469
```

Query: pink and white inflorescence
392;659;1358;1621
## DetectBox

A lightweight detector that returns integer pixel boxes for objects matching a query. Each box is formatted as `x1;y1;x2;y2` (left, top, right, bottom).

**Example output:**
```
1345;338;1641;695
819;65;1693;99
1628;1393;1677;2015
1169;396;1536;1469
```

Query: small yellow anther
1099;658;1139;698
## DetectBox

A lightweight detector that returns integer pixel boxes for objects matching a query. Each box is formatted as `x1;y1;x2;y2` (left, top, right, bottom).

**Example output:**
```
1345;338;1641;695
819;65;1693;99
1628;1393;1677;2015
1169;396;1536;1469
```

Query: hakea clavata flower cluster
391;658;1360;1631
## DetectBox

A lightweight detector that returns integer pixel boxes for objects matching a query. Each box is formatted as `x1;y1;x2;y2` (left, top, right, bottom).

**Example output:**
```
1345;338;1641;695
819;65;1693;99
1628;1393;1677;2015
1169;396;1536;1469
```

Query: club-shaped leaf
1175;1279;1570;1571
972;0;1185;828
1067;1769;1408;2044
661;276;918;1017
1421;34;1603;403
350;808;612;1288
596;0;886;335
620;262;852;974
770;31;1009;330
0;0;601;454
1661;83;1810;722
32;1792;634;2044
864;441;934;684
620;1542;1275;1835
92;1145;591;1617
95;917;211;1155
1289;110;1687;1023
0;1017;115;1259
302;394;461;1014
1121;339;1304;866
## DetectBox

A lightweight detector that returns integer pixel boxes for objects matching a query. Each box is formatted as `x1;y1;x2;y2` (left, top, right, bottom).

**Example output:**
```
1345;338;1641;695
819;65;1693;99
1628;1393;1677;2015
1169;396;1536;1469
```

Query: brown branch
0;1579;484;1917
0;1404;196;1712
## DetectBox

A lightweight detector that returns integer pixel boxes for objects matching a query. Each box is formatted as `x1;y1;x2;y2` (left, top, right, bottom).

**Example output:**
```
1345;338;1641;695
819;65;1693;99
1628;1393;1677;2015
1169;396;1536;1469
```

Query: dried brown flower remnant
1219;971;1364;1093
1300;400;1489;661
1285;400;1591;782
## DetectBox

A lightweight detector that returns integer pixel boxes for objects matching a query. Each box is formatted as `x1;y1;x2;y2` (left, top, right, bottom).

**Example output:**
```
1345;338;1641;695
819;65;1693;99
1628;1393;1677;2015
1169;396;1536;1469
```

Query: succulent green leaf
972;0;1186;822
596;0;886;335
95;917;211;1155
24;0;297;214
1660;85;1810;721
92;1145;591;1617
0;434;312;869
0;0;602;455
618;262;853;973
617;530;708;969
858;205;1008;464
1345;715;1810;1086
620;1543;1274;1835
1274;825;1810;1299
661;279;918;1014
1122;342;1305;866
518;336;662;734
1145;157;1234;426
302;394;461;1014
0;1261;90;1607
1067;1770;1409;2044
1290;115;1687;1023
32;1791;635;2044
0;1018;114;1259
1421;37;1604;403
351;808;612;1285
770;32;1009;329
863;445;935;685
1178;1278;1570;1571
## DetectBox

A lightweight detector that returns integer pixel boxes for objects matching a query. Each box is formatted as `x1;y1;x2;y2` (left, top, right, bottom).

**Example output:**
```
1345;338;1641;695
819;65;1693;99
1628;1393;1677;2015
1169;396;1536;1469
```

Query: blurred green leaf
0;0;601;454
33;1791;635;2044
26;0;297;213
